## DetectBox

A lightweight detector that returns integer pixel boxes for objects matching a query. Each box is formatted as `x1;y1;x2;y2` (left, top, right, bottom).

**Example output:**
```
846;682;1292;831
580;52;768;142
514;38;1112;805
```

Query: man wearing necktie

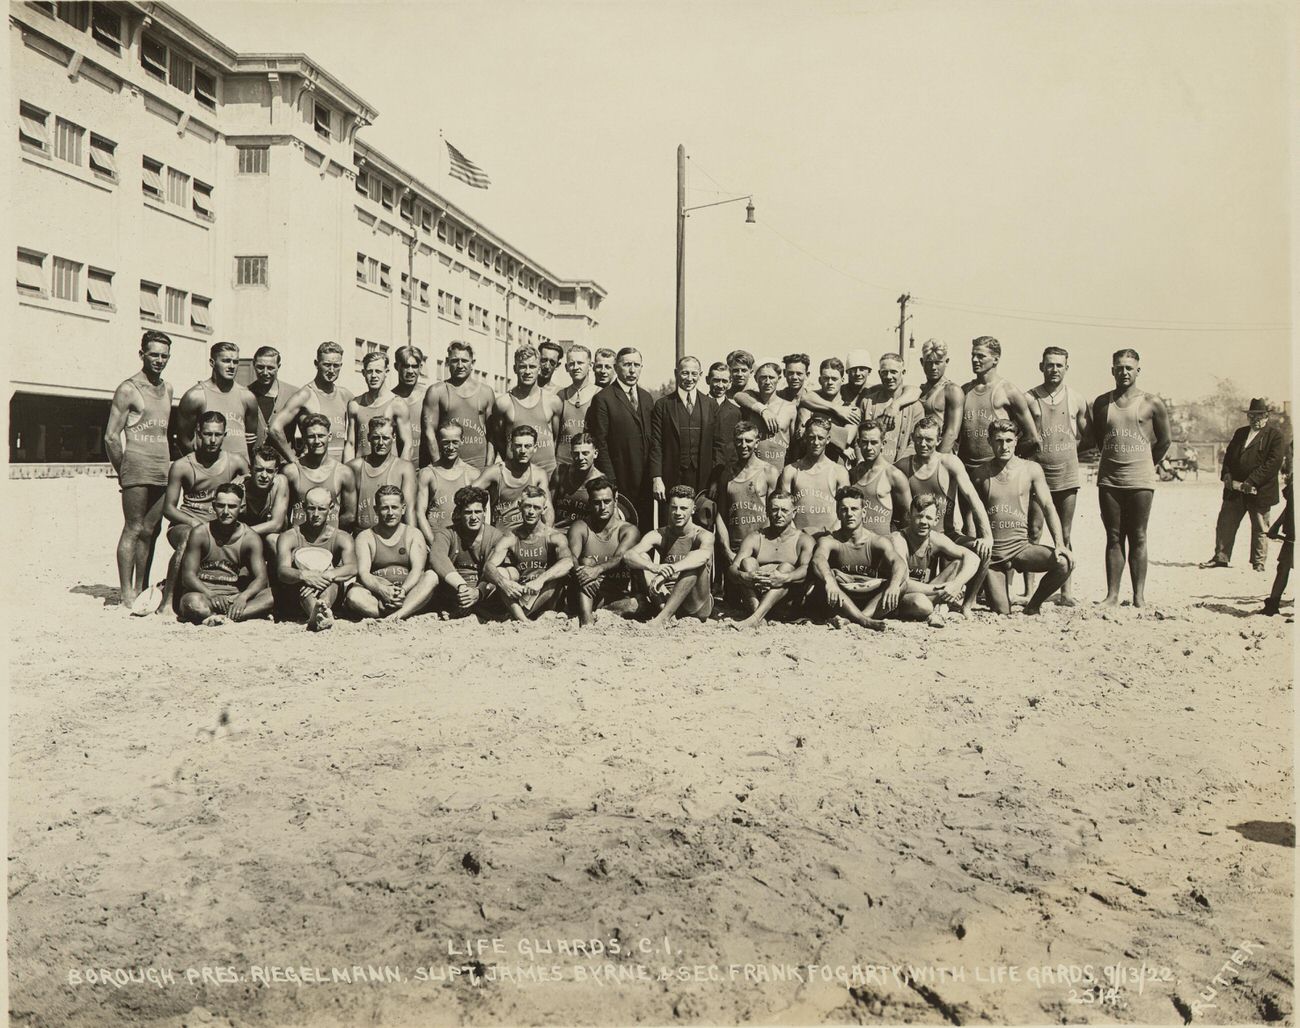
587;347;655;528
650;356;723;519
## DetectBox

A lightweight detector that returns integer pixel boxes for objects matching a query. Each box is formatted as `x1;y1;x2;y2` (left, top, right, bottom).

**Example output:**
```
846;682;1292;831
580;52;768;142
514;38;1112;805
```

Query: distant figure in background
247;346;296;451
1201;398;1284;572
106;330;174;610
1262;447;1293;616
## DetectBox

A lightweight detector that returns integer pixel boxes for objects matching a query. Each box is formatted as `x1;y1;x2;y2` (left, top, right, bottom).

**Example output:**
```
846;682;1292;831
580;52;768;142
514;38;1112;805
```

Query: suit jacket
649;391;724;494
1222;423;1284;508
587;382;654;506
712;397;741;467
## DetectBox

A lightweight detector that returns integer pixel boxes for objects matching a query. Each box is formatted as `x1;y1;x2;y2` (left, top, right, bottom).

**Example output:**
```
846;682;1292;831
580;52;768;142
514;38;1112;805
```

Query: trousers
1213;489;1271;568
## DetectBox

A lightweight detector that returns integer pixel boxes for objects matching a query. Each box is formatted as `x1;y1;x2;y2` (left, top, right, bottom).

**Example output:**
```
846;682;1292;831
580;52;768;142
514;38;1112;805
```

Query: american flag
445;141;491;189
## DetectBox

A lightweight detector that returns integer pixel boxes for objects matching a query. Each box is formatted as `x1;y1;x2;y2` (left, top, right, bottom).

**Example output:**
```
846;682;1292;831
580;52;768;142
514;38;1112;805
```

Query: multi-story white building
10;0;606;463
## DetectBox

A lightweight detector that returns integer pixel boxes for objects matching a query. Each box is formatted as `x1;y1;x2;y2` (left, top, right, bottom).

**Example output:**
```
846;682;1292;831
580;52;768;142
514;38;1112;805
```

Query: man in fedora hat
1201;398;1285;571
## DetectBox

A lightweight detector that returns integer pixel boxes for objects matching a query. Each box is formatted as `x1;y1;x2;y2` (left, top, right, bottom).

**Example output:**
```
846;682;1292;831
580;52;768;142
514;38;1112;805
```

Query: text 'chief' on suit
586;347;654;527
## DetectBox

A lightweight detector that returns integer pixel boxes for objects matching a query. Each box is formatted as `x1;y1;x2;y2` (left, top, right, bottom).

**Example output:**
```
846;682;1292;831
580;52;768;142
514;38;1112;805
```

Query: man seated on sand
727;490;815;628
344;484;437;621
275;486;357;631
426;486;506;619
810;486;908;632
624;485;715;627
970;418;1073;615
567;477;642;627
484;486;575;623
177;482;273;625
160;411;251;614
887;494;980;627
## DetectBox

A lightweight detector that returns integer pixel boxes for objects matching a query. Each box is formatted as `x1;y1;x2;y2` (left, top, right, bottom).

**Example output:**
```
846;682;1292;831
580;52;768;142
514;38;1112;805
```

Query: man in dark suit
706;361;742;457
650;356;725;514
1202;398;1286;571
587;346;654;528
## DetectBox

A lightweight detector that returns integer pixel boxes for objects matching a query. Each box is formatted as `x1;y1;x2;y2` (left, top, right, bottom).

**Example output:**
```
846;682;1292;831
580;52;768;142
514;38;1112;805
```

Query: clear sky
179;0;1293;404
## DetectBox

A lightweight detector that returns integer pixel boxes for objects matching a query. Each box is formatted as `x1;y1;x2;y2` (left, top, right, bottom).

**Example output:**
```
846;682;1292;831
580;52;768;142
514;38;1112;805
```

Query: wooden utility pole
896;293;911;357
406;228;416;347
675;144;686;363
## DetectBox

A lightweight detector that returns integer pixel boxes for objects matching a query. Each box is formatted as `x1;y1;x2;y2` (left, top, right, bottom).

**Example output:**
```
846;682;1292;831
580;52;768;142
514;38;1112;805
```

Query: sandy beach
6;476;1293;1026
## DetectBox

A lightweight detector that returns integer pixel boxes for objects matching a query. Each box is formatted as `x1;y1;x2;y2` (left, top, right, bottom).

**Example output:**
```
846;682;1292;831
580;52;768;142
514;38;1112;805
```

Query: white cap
846;348;872;370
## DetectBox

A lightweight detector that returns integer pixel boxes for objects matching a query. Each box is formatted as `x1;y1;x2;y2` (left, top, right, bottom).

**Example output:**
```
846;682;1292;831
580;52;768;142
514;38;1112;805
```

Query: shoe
1252;563;1267;573
1260;602;1280;616
1198;559;1230;569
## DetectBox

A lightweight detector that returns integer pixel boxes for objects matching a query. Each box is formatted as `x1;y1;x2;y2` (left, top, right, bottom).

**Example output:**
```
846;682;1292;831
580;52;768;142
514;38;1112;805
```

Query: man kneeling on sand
177;481;273;625
276;486;356;630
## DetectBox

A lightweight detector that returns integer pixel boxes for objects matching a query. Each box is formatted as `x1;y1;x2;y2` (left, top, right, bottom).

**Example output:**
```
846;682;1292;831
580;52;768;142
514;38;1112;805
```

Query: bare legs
343;575;439;621
178;588;274;624
733;559;795;628
116;485;165;607
1099;486;1153;607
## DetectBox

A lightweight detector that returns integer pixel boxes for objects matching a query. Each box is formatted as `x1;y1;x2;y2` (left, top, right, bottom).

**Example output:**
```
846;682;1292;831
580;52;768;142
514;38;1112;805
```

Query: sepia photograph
6;0;1295;1024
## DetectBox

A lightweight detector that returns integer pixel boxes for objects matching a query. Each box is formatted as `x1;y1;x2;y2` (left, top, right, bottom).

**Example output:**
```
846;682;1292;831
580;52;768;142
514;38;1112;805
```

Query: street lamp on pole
675;144;755;363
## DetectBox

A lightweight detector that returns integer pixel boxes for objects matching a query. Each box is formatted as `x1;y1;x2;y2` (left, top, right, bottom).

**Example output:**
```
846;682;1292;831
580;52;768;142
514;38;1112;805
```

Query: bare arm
727;530;763;583
670;529;714;573
268;387;311;464
163;462;203;527
177;528;209;597
623;531;664;574
174;387;203;456
1149;396;1172;467
950;459;993;544
422;387;443;465
329;533;357;582
483;533;518;590
248;477;289;536
889;469;912;529
103;383;134;472
1005;385;1041;457
799;390;861;427
401;463;418;527
1029;465;1067;550
393;401;413;462
415;471;435;542
939;384;964;454
530;532;575;589
337;467;358;532
342;401;359;464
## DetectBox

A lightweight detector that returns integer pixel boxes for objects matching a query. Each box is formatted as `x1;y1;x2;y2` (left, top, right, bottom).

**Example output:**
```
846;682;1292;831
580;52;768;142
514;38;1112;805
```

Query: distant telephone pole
896;293;911;357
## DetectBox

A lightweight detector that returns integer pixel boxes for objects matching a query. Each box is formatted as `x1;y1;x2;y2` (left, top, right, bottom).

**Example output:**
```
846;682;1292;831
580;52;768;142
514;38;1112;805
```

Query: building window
400;273;410;302
164;287;186;325
354;170;368;195
418;281;429;308
18;101;49;153
88;133;117;180
142;156;163;199
194;68;217;110
53;117;84;165
139;280;161;320
90;4;122;52
51;256;81;301
192;180;213;221
56;1;89;31
380;183;394;211
168;51;193;94
313;101;331;140
140;33;167;79
379;264;391;292
235;256;268;287
191;295;212;332
399;194;413;221
166;167;189;207
355;252;366;284
436;220;448;243
17;249;46;297
237;145;269;174
454;229;465;251
453;296;463;321
86;267;114;310
420;207;432;233
437;289;446;316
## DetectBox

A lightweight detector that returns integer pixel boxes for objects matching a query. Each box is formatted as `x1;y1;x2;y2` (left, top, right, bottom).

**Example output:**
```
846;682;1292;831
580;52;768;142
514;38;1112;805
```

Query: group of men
105;329;1175;629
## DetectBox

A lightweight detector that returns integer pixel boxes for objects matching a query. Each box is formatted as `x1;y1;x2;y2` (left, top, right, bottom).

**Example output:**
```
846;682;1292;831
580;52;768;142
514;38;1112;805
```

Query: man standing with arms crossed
568;477;641;626
625;486;716;627
422;341;495;472
247;345;296;450
1091;349;1170;607
917;339;964;454
1026;346;1089;605
175;341;258;459
493;345;563;473
105;330;174;610
270;341;354;464
344;351;413;461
